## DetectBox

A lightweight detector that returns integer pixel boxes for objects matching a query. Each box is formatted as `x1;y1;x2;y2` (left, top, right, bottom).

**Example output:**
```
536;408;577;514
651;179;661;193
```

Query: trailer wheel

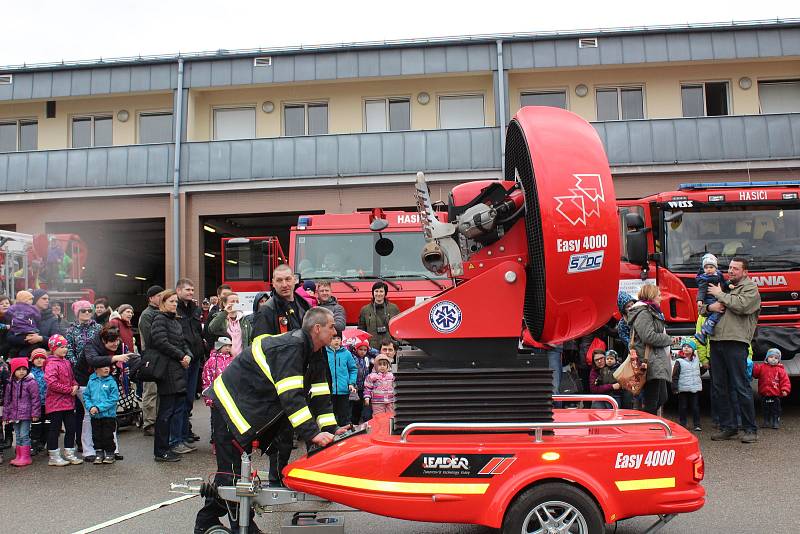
502;482;603;534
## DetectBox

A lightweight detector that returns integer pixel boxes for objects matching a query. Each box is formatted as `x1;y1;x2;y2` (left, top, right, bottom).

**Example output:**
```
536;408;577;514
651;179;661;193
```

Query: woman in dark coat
149;289;192;462
628;284;674;415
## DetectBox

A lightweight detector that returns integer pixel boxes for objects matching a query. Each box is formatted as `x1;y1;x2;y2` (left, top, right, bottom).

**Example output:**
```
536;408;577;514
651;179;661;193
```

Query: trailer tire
502;482;604;534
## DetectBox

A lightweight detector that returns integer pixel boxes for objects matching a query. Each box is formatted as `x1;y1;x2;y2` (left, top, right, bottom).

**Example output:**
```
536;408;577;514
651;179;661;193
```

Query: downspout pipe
172;58;184;285
496;40;507;175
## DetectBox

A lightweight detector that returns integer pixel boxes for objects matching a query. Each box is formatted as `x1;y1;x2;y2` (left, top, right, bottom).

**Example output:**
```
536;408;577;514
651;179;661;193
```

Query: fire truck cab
620;180;800;373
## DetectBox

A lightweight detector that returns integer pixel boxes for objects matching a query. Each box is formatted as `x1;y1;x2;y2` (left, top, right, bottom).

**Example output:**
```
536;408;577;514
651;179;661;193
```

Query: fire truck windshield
294;232;446;280
664;206;800;272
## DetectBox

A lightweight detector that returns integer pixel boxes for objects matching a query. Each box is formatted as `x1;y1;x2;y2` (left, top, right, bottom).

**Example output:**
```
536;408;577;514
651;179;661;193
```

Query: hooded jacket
83;372;120;419
8;302;41;336
627;301;673;383
251;292;310;337
3;371;40;421
752;362;791;397
30;365;47;405
76;335;125;386
318;295;346;333
44;355;77;413
326;345;357;395
201;349;235;407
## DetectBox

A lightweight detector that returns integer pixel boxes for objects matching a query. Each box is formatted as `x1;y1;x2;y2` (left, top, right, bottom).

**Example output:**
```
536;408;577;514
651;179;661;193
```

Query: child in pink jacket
44;334;82;466
364;354;395;416
201;337;234;455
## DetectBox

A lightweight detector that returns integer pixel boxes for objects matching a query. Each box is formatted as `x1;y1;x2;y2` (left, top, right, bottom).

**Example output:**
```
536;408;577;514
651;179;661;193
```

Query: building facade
1;19;799;301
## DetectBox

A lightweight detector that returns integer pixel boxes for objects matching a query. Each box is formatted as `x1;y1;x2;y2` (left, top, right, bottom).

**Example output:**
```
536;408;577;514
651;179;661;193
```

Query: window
0;119;37;152
520;91;567;109
283;102;328;136
364;98;411;132
681;82;729;117
758;80;800;114
596;87;644;121
213;107;256;140
439;95;485;129
71;115;112;148
138;112;174;144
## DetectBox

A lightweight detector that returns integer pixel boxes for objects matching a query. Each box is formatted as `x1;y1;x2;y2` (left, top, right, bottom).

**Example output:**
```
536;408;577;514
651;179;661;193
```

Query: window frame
0;117;38;152
519;87;570;111
137;109;174;144
281;100;329;137
212;105;257;141
437;92;486;129
70;113;113;148
594;85;646;121
362;96;412;132
756;78;800;114
680;80;732;117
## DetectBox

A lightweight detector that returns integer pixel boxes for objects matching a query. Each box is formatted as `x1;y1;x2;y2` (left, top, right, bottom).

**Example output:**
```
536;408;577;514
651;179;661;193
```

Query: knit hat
10;357;29;375
374;354;392;366
354;340;370;351
302;280;316;292
605;349;618;359
117;303;133;315
766;348;782;362
215;336;233;351
48;334;68;352
30;348;48;361
617;291;635;315
702;253;718;269
147;285;165;299
72;300;92;317
32;289;49;306
15;290;34;304
681;337;698;352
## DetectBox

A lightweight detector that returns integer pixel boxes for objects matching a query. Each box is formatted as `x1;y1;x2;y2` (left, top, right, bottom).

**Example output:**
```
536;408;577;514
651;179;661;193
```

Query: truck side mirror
624;212;645;230
625;228;650;266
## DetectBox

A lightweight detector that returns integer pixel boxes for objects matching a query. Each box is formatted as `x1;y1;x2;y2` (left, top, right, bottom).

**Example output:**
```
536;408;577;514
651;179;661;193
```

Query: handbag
559;363;583;394
613;330;647;394
135;348;164;382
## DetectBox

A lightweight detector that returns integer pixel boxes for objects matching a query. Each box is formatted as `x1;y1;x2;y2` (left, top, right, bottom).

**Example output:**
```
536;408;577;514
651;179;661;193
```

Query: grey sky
2;0;797;67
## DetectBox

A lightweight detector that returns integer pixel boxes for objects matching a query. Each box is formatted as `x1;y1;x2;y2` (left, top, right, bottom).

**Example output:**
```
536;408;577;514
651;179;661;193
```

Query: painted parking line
72;494;197;533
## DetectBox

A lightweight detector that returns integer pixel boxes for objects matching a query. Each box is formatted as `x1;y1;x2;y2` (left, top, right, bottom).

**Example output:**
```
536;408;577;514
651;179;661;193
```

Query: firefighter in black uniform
194;307;344;534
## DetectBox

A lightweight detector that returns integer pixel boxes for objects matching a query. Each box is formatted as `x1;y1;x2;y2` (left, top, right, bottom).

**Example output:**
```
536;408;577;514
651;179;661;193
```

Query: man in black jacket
176;279;205;446
250;264;311;486
138;285;163;436
194;307;345;534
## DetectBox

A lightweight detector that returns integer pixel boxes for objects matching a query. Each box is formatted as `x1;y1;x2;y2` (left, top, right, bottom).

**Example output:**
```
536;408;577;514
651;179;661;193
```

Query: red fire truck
220;210;451;322
620;180;800;374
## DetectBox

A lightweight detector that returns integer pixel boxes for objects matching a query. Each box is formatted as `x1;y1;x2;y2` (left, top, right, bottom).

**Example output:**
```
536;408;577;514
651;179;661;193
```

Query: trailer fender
482;465;619;528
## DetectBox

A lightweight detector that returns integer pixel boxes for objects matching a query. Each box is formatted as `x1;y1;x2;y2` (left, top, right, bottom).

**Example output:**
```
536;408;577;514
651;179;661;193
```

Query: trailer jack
170;452;346;534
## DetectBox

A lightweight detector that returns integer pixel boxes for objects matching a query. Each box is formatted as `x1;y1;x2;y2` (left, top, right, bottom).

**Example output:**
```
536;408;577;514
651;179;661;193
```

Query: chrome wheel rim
522;500;588;534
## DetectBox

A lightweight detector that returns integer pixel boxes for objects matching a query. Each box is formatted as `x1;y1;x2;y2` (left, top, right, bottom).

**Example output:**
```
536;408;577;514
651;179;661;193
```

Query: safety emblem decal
429;300;462;334
554;174;605;226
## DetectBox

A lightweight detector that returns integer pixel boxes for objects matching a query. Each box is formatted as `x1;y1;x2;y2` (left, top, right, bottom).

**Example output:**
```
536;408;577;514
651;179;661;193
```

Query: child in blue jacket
83;363;119;464
326;332;357;426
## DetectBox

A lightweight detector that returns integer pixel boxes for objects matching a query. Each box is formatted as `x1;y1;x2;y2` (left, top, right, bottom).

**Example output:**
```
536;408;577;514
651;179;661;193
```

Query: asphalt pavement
2;398;799;533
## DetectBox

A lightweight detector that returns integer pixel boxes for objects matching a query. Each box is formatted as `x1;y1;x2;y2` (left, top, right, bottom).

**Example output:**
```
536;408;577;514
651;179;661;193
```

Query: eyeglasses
79;308;92;313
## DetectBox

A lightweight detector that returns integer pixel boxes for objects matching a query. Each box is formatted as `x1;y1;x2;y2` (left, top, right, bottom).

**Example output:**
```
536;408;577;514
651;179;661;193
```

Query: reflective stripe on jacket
208;329;336;446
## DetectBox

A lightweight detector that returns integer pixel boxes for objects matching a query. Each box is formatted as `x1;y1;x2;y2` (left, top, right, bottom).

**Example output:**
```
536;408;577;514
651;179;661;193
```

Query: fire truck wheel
502;482;604;534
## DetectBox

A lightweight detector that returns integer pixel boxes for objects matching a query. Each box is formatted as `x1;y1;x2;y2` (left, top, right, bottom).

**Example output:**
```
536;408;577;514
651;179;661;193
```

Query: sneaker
187;433;201;442
182;441;198;452
171;443;194;454
83;455;96;463
94;451;105;465
103;454;116;464
114;453;124;461
694;426;702;432
154;451;181;462
740;432;758;444
711;429;740;441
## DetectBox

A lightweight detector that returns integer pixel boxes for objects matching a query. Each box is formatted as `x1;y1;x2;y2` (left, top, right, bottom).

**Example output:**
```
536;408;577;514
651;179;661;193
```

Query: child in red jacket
752;348;791;429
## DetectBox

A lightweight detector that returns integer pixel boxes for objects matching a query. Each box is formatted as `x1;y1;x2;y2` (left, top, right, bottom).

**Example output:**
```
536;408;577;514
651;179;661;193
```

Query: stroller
114;359;143;429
